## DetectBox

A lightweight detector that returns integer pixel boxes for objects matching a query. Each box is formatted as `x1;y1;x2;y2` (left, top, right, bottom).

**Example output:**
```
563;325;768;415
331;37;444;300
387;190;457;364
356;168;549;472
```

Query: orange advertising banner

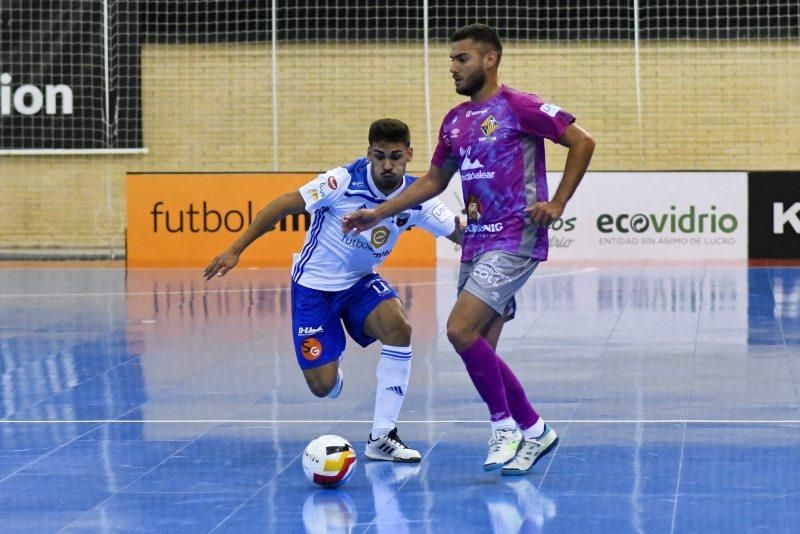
126;173;436;268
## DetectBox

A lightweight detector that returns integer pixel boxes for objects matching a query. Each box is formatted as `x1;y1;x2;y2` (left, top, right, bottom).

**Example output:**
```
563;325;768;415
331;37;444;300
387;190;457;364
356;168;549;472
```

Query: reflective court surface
0;262;798;533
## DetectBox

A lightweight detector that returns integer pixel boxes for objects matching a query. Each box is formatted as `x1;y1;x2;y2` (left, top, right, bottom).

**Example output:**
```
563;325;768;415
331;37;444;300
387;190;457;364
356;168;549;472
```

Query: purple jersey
431;85;575;262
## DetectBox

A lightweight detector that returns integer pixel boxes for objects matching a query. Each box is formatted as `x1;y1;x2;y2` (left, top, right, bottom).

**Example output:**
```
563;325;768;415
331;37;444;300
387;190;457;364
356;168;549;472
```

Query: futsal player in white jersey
204;119;463;462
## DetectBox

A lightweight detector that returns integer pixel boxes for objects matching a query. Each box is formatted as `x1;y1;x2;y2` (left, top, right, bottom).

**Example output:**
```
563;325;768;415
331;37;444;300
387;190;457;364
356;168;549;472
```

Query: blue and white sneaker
484;428;522;471
501;424;559;476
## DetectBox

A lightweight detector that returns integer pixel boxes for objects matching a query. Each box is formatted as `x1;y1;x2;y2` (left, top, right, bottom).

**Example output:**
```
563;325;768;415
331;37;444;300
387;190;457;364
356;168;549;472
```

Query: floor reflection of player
484;478;556;533
302;489;357;534
364;462;421;534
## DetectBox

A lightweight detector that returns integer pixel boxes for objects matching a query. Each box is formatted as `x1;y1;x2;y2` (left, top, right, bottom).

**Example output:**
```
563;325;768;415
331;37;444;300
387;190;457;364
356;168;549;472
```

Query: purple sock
497;356;540;431
458;337;511;422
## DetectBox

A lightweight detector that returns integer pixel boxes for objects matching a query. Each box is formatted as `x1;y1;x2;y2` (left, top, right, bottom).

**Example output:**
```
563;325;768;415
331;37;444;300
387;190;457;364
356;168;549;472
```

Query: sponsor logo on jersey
461;170;495;181
480;115;499;138
539;102;562;117
466;194;483;223
371;226;390;248
459;146;484;171
327;175;338;190
466;222;504;233
432;203;449;223
450;127;460;138
304;186;320;202
467;109;488;117
298;326;324;337
301;338;323;361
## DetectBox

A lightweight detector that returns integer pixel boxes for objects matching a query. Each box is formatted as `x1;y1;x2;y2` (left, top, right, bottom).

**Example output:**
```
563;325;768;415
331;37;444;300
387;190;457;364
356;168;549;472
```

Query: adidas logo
386;386;405;396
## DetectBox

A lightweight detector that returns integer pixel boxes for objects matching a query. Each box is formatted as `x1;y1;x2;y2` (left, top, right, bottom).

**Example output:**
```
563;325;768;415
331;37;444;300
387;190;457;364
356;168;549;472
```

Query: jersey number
371;281;391;295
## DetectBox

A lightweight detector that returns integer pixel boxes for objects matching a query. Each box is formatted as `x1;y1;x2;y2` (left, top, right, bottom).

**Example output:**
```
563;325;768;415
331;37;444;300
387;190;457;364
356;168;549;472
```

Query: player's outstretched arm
526;123;595;227
342;165;455;234
203;191;307;280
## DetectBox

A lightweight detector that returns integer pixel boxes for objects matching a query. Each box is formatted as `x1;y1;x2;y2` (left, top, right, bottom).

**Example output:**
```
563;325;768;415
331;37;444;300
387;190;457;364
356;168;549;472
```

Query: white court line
0;268;597;299
0;418;798;424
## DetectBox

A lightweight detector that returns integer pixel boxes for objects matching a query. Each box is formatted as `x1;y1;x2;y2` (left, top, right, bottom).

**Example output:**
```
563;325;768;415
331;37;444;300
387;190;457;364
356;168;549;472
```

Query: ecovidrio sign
543;172;748;260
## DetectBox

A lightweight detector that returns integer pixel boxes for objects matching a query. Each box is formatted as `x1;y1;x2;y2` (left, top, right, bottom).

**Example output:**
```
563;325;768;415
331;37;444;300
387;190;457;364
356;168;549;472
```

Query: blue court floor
0;262;798;533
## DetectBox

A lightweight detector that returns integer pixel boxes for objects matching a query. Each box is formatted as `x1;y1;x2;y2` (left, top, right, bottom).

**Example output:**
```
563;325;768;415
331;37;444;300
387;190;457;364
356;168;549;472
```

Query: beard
455;71;487;96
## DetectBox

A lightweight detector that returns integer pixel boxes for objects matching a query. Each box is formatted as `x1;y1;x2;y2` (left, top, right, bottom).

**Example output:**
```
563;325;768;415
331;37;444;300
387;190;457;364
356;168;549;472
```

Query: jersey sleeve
514;93;576;142
411;196;457;238
430;114;459;171
298;167;351;212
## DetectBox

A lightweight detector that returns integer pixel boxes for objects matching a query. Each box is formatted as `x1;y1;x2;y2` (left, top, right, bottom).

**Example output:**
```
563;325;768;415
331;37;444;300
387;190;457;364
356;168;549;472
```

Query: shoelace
386;429;409;449
488;429;516;452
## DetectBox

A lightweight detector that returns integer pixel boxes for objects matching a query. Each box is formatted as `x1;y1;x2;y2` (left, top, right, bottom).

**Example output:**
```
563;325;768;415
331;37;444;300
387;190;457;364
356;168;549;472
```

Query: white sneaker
365;428;421;463
501;424;559;476
484;427;522;471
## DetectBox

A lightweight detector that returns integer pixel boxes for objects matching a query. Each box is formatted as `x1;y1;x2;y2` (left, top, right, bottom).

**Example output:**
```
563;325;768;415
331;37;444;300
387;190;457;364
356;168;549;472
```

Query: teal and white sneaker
484;428;522;471
501;424;559;476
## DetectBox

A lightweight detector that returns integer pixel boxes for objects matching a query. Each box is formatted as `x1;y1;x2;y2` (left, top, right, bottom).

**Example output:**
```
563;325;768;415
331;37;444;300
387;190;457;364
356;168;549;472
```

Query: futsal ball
302;435;357;488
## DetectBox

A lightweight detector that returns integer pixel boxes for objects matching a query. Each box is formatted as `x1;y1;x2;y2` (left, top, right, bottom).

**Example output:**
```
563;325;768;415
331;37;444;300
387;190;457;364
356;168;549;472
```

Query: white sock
326;368;343;399
371;345;412;438
522;418;546;439
490;417;517;432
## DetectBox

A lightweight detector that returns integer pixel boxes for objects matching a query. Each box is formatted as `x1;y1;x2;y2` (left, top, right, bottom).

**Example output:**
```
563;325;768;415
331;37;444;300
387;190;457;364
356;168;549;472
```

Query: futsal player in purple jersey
343;24;595;474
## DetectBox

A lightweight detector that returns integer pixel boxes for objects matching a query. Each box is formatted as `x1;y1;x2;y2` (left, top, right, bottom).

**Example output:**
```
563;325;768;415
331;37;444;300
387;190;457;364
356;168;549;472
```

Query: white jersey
292;157;456;291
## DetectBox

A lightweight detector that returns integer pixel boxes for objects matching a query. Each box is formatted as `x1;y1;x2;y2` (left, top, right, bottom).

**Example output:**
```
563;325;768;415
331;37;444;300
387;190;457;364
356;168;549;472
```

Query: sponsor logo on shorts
298;326;324;337
473;262;511;287
301;338;323;361
327;175;338;190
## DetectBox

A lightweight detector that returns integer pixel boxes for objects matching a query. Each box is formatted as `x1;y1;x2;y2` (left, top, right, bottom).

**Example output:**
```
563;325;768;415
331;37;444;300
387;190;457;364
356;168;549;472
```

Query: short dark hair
451;23;503;63
368;118;411;147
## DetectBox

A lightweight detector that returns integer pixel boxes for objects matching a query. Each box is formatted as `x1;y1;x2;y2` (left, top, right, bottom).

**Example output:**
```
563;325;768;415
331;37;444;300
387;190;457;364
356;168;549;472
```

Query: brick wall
0;41;797;255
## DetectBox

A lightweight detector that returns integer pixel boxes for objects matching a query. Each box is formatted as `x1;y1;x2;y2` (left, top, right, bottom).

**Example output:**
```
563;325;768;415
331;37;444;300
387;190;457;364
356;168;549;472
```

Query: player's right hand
342;208;379;235
203;251;239;280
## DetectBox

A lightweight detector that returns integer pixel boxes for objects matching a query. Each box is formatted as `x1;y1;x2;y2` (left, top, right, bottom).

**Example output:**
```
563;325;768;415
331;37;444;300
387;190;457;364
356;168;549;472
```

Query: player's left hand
525;200;565;228
342;208;380;235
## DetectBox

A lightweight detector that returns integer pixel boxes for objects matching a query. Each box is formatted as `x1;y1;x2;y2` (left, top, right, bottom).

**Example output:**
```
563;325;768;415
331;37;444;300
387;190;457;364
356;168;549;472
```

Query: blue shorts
291;273;400;370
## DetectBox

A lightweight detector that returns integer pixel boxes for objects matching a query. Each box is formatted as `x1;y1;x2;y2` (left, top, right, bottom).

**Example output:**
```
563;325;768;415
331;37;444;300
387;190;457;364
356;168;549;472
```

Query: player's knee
384;319;412;346
305;376;334;398
446;322;475;352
